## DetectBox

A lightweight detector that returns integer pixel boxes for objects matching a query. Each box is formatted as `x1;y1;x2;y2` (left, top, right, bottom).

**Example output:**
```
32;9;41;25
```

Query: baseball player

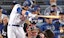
7;4;26;38
21;0;39;33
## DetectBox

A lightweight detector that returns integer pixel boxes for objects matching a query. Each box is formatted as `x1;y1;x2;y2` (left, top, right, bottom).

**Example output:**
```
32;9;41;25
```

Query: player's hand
20;15;26;21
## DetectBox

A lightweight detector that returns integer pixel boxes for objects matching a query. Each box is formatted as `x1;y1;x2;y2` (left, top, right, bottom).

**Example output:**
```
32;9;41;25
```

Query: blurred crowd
0;0;64;38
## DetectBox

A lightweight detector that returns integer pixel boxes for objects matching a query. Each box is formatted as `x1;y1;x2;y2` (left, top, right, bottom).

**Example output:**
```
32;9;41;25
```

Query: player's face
37;8;40;11
37;9;40;14
24;6;29;10
35;11;38;14
32;11;37;14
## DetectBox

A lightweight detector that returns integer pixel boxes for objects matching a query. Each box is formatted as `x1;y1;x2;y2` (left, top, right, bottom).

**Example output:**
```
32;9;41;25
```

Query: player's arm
17;7;22;14
11;4;22;15
24;11;32;25
25;12;38;25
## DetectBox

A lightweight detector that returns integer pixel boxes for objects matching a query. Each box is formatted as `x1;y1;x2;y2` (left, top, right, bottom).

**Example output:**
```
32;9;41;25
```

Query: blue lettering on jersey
25;11;28;16
17;7;22;14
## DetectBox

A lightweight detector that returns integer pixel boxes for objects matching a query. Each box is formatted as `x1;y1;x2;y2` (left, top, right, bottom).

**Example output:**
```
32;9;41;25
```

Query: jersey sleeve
25;11;29;16
12;4;22;14
17;7;22;14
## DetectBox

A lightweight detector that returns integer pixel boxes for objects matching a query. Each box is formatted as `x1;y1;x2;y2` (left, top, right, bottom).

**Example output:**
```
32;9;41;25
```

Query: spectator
40;17;55;32
44;3;63;16
49;10;59;22
2;16;8;38
44;30;54;38
53;12;64;31
26;26;40;38
0;6;7;34
53;12;64;38
0;6;8;38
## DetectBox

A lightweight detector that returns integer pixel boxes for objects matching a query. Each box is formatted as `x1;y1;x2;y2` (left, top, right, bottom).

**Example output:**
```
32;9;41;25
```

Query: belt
12;25;22;27
9;24;22;27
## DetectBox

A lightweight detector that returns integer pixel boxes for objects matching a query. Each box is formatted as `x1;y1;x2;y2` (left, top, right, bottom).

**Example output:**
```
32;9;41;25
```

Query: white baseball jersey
7;4;25;38
8;4;23;25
